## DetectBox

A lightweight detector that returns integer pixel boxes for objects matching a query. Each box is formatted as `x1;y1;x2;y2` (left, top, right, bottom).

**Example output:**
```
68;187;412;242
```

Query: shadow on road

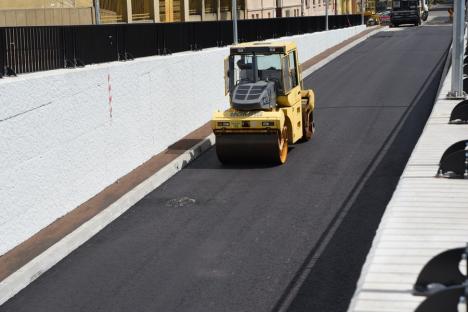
425;16;452;25
187;145;297;170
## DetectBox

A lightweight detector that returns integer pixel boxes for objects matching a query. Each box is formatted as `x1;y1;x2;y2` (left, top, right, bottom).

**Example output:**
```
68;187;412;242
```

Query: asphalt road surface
1;25;451;312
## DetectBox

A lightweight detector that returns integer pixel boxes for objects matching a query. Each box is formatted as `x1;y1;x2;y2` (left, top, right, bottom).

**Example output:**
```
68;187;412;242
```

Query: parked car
379;10;392;25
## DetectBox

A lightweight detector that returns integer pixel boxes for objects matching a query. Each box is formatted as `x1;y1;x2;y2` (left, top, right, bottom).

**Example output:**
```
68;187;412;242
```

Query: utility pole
448;0;465;98
94;0;101;24
232;0;238;44
325;0;329;30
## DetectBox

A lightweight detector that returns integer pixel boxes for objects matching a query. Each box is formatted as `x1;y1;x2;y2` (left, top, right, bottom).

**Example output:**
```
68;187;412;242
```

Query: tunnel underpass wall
0;25;366;257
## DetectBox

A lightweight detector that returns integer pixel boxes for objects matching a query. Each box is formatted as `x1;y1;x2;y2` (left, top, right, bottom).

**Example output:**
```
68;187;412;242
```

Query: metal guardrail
0;14;362;76
1;27;64;77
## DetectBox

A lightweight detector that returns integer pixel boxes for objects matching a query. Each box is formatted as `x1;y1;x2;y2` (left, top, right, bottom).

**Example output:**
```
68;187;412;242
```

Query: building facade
245;0;276;19
187;0;246;21
0;0;95;26
0;0;359;26
0;0;93;9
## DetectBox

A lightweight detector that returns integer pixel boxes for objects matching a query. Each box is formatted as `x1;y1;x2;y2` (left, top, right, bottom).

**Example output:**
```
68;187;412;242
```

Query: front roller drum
215;127;288;165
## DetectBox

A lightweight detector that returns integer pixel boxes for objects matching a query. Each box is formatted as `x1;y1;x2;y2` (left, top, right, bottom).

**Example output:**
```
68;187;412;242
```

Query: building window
205;0;217;14
252;14;255;18
268;12;271;18
256;13;259;18
285;9;290;16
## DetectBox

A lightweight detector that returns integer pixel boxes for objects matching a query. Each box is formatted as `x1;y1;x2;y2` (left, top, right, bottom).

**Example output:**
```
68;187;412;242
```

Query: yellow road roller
211;41;315;164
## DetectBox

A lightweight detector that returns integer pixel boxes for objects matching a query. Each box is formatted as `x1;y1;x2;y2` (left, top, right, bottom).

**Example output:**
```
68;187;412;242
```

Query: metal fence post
448;0;465;98
0;28;5;76
361;0;364;25
94;0;101;25
325;0;329;30
232;0;238;44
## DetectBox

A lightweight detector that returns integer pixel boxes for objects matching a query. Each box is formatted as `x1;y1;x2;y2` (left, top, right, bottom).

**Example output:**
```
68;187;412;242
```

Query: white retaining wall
0;25;366;256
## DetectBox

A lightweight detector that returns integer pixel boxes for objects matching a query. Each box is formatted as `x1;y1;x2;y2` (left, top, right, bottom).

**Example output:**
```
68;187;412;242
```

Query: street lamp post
361;0;364;25
448;0;465;98
232;0;239;44
94;0;101;25
325;0;329;30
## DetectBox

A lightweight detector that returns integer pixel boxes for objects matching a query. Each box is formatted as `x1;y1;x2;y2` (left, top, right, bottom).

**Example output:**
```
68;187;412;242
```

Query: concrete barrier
0;25;366;257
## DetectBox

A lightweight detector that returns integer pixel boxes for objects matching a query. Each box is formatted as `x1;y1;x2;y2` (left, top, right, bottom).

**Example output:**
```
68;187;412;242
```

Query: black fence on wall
0;14;363;76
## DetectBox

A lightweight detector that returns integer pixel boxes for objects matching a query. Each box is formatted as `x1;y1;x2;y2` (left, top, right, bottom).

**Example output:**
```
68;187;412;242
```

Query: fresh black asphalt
1;26;451;312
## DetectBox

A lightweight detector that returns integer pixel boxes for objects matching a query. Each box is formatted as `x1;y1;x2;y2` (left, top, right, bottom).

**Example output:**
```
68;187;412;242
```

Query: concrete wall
0;25;366;257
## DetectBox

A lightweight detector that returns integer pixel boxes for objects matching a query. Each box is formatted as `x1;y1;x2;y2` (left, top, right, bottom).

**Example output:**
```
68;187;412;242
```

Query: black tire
301;110;315;141
422;12;428;21
274;126;288;164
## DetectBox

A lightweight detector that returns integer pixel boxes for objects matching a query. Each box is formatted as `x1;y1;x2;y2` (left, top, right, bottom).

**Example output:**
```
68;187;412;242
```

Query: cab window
288;52;298;88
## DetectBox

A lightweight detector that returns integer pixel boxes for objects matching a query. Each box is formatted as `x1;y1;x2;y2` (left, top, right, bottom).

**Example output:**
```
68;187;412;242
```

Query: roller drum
215;130;288;164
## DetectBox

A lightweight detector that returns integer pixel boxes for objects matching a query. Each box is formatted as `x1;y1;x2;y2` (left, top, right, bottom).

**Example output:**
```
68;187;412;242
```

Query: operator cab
225;42;300;111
